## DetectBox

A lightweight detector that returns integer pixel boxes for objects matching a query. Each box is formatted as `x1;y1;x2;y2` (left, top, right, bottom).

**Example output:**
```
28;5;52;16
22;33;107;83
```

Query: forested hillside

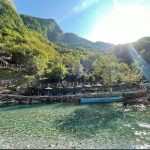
0;0;59;77
0;0;144;93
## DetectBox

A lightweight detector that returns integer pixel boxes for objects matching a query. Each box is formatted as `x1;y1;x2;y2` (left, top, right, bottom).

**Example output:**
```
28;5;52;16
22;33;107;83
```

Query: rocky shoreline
0;93;120;105
0;91;149;106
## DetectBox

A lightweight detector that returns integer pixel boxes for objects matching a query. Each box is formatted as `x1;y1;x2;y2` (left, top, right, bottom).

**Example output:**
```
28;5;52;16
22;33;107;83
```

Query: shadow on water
53;104;125;139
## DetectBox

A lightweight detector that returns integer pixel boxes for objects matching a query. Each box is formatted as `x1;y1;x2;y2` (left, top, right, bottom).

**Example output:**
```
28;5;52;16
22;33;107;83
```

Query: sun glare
88;4;150;44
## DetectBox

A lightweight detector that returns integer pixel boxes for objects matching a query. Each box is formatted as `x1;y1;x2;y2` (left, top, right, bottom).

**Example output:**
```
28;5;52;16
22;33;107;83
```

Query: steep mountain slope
0;0;58;75
20;14;114;53
20;14;63;42
2;0;150;66
0;0;98;79
0;0;24;30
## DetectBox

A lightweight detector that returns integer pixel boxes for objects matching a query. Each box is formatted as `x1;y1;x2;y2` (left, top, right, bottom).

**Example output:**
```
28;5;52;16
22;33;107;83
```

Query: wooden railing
0;63;23;71
0;80;17;86
39;82;97;88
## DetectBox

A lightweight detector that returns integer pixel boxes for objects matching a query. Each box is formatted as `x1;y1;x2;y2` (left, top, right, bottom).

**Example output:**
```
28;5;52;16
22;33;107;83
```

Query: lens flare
127;44;150;82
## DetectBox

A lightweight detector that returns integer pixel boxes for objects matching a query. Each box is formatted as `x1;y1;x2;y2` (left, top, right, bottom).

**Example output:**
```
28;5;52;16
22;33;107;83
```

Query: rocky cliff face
20;14;63;42
20;14;114;53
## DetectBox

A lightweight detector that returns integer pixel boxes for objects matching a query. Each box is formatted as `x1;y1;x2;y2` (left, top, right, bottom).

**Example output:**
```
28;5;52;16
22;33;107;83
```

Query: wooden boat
80;96;123;103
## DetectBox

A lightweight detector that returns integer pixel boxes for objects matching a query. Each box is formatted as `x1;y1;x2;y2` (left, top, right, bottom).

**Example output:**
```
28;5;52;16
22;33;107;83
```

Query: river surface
0;102;150;149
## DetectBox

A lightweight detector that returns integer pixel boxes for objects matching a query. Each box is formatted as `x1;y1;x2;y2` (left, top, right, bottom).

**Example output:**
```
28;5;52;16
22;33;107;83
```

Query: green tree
93;54;119;85
119;62;142;84
45;63;67;83
71;61;84;84
93;54;142;85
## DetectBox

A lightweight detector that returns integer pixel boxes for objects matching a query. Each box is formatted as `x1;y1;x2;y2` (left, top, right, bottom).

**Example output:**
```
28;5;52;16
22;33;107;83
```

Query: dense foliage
20;14;63;42
92;54;142;85
113;37;150;82
0;0;58;77
0;0;144;90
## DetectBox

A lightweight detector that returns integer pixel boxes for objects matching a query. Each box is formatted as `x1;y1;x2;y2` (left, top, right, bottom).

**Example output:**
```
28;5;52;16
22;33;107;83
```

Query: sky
13;0;150;44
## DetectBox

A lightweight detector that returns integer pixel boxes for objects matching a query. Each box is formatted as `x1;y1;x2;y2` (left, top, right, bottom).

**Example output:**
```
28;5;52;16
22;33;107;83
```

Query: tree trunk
109;70;112;96
76;75;78;86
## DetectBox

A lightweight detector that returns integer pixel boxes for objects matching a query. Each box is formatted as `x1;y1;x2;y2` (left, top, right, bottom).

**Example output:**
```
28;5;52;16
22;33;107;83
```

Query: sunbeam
127;44;150;82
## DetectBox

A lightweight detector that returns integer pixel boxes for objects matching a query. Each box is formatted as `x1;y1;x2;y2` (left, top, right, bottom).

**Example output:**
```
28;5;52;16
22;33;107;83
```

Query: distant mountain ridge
20;14;114;53
62;33;114;53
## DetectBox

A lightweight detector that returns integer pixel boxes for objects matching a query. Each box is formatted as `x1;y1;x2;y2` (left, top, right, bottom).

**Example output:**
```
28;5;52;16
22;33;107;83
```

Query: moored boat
80;96;123;103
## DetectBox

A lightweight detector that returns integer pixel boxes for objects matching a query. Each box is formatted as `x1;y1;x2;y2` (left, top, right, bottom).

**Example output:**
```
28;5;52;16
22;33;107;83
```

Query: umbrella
45;87;52;96
45;87;52;90
84;85;92;88
93;83;103;87
58;87;63;89
76;85;82;88
67;86;74;89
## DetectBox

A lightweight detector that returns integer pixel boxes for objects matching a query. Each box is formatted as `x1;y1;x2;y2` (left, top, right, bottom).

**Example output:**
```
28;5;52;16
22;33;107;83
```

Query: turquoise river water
0;102;150;149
